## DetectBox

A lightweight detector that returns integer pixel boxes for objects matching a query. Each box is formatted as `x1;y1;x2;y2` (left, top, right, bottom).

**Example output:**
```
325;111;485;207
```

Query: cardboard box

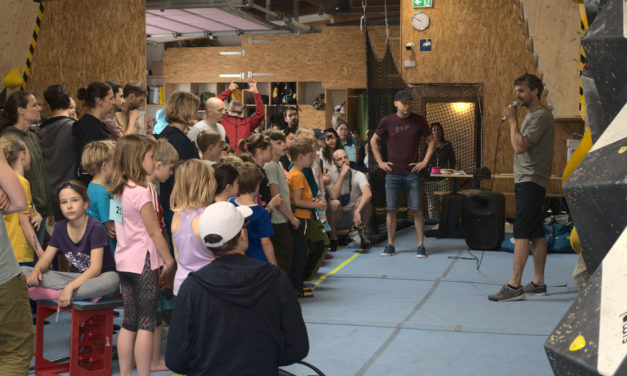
151;61;163;76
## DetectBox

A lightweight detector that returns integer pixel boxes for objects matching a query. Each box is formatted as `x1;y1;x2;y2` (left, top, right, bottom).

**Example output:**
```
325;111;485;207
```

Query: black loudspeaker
462;192;505;250
545;229;627;375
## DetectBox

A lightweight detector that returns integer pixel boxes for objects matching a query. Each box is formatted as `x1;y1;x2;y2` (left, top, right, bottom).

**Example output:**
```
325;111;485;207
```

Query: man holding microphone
489;73;555;302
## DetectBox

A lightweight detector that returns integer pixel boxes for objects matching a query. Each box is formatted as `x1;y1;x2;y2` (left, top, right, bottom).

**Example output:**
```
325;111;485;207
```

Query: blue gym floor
30;225;579;375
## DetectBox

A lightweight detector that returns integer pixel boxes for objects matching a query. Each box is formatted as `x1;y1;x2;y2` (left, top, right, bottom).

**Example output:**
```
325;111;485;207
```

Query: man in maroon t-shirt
370;90;435;258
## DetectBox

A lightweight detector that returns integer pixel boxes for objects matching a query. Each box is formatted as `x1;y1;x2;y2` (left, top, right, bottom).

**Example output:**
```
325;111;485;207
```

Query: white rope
384;0;389;43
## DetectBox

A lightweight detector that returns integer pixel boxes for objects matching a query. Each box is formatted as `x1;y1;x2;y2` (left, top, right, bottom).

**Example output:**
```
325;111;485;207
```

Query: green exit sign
413;0;432;8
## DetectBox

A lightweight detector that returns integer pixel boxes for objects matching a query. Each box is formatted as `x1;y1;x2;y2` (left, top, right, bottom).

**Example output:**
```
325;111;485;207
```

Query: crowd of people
0;73;554;374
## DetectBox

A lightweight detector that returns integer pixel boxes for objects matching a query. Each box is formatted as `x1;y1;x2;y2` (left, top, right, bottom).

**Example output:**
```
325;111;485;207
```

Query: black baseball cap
394;90;412;102
314;128;329;139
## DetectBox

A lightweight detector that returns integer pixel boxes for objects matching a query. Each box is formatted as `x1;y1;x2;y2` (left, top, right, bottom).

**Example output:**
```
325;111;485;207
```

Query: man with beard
114;80;149;135
283;106;299;130
489;73;555;302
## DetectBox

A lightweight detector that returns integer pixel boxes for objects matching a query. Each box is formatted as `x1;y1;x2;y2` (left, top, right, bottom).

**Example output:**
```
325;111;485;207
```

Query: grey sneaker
415;245;427;258
349;228;371;250
381;244;396;256
523;282;547;296
488;284;525;302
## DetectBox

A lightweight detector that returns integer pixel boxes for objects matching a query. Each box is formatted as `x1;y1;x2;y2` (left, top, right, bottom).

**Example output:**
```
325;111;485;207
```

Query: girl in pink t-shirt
109;135;175;376
170;159;216;295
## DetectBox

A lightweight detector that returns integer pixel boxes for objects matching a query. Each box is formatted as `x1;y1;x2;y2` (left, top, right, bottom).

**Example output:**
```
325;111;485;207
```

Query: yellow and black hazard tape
21;2;45;90
578;2;588;117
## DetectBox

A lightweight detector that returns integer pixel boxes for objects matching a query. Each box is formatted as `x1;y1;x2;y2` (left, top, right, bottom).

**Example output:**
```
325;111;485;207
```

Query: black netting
424;102;477;173
364;27;483;222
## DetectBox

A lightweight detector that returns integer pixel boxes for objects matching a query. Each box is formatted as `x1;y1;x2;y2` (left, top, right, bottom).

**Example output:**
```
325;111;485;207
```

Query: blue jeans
385;173;422;211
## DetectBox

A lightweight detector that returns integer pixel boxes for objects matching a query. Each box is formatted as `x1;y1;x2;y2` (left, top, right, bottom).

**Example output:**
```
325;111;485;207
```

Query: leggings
119;253;160;332
20;266;119;300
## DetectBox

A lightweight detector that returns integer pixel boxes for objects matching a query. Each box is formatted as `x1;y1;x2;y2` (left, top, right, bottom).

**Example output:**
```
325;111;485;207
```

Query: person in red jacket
218;81;265;153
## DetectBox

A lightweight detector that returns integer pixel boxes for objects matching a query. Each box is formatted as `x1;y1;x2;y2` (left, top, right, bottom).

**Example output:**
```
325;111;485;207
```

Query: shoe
381;244;396;256
329;239;338;252
325;253;334;259
349;228;370;249
296;289;314;298
488;284;525;302
358;228;371;249
415;245;427;258
523;282;547;296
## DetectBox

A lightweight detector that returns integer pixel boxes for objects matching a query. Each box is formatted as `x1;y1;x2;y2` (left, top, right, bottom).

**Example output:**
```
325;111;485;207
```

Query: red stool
34;299;122;376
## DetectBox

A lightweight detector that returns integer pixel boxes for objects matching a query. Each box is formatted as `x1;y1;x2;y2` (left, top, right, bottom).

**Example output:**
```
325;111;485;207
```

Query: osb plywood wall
521;0;580;118
401;1;580;181
165;27;368;89
27;0;145;111
0;0;40;92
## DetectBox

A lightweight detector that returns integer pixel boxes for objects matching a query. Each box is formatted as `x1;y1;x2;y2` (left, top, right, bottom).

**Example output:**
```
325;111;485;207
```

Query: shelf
147;75;163;79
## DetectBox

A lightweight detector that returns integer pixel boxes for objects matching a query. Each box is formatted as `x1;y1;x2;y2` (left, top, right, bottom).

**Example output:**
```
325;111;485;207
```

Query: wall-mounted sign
419;39;432;52
413;0;433;8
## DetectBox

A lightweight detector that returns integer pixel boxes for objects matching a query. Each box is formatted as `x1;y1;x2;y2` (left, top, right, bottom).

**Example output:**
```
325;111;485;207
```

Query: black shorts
513;182;545;239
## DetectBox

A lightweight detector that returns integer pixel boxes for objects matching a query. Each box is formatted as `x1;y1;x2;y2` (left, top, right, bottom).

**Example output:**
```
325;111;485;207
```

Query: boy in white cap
165;201;309;375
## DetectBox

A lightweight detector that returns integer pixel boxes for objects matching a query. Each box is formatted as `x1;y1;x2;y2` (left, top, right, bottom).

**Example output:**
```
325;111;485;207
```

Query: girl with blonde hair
169;159;216;295
109;134;175;376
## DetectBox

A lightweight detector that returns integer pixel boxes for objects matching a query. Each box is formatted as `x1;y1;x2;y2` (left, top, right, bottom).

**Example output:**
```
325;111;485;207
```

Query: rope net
365;29;483;222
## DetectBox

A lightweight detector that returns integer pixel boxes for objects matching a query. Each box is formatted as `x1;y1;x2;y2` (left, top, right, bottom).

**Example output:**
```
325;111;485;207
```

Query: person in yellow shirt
0;135;44;265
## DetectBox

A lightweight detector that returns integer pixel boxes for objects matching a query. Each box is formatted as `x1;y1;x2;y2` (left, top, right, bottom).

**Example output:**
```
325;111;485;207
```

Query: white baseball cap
198;202;252;247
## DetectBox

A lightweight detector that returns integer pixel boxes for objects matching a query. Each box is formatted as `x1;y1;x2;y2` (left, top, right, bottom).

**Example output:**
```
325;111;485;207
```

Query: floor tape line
313;253;360;286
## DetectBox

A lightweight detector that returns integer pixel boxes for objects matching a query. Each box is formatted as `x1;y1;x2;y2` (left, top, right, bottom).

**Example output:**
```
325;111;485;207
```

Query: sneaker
523;282;547;296
329;239;338;252
349;228;371;250
488;284;525;302
381;244;396;256
325;253;334;259
296;289;314;298
359;228;371;249
415;245;427;258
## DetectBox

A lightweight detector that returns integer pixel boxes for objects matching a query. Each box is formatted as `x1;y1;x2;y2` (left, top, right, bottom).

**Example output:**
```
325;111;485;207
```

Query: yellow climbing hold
2;67;24;89
619;146;626;154
569;335;586;351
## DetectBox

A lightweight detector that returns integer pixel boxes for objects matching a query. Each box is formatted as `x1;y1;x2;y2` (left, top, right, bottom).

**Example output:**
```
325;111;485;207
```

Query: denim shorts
514;182;545;239
385;173;422;211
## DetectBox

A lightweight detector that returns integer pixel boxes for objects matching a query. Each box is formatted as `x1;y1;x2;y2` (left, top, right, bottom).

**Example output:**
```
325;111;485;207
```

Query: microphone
501;101;520;121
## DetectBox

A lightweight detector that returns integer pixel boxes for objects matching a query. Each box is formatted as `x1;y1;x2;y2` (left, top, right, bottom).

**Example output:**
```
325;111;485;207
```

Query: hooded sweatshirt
166;253;309;376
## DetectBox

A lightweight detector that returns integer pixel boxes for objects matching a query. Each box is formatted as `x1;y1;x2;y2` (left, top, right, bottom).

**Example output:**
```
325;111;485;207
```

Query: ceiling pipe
243;1;312;33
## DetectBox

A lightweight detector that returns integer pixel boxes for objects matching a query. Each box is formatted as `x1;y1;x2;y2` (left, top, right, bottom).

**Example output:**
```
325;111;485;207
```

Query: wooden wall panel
299;106;326;129
27;0;145;111
164;47;249;83
521;0;580;118
246;27;366;89
165;27;368;89
0;0;40;92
